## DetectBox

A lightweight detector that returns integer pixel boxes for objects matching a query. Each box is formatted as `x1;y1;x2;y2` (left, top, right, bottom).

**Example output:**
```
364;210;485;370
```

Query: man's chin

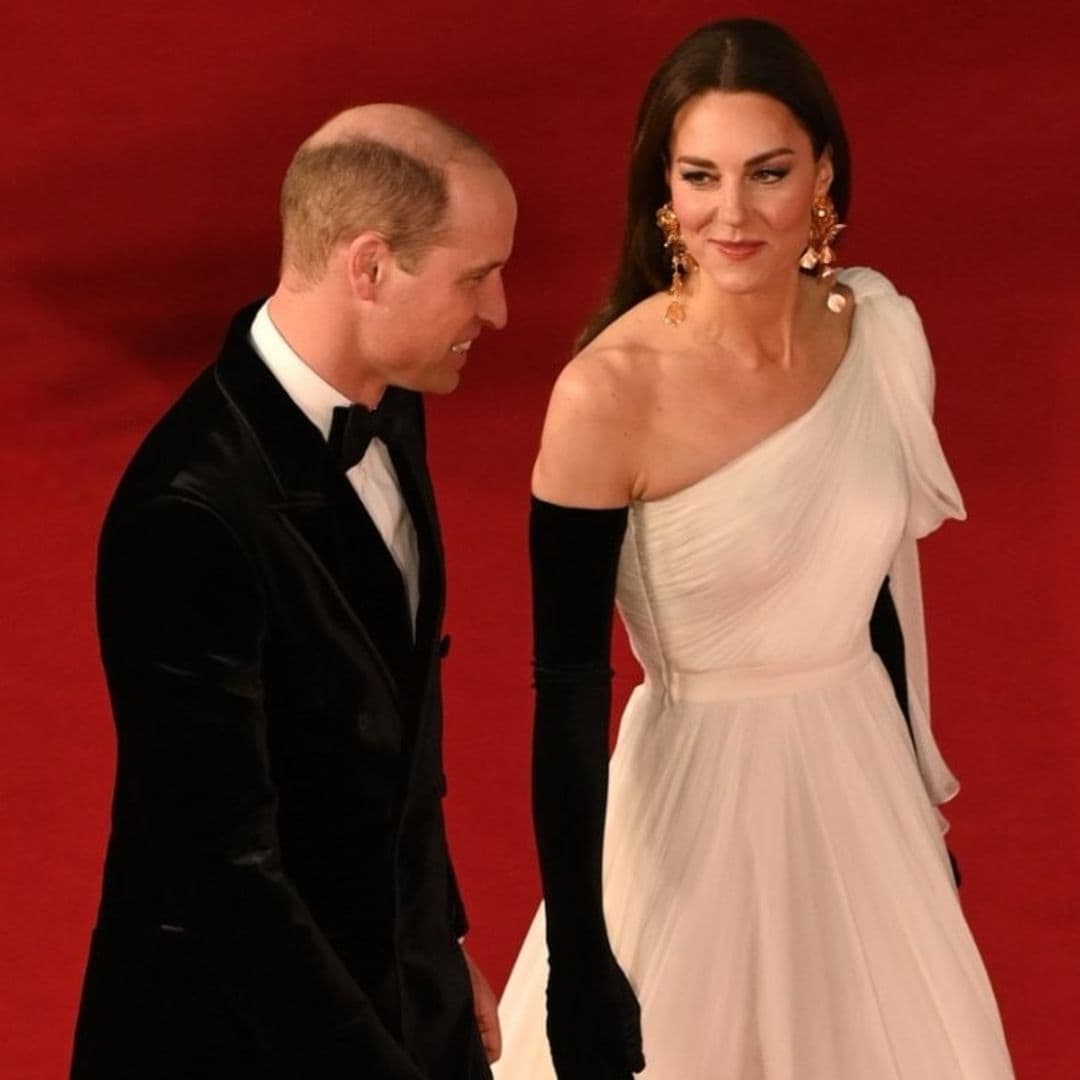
410;370;462;396
388;366;462;396
432;370;462;395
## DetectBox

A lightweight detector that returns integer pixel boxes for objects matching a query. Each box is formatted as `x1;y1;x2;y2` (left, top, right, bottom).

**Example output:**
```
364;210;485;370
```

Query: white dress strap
838;268;966;811
840;267;966;538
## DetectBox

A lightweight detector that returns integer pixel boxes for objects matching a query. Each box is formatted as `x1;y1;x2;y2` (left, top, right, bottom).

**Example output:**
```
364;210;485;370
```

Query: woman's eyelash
679;168;791;185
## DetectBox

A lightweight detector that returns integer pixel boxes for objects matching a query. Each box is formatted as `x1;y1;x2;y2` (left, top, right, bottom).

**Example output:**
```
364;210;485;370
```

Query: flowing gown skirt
494;655;1014;1078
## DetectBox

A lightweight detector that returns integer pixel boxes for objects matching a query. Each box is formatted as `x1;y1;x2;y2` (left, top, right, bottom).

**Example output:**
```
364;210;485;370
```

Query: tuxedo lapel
213;303;413;706
323;469;416;686
386;393;445;672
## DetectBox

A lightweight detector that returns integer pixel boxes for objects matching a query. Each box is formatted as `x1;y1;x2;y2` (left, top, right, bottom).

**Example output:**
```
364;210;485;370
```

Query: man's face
362;161;517;395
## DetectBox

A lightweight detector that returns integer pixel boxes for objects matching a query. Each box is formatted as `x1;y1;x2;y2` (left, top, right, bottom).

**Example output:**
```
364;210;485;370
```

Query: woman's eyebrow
674;147;796;169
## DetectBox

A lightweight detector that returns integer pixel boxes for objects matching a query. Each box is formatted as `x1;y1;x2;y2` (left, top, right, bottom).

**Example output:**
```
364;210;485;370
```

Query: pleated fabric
495;269;1013;1079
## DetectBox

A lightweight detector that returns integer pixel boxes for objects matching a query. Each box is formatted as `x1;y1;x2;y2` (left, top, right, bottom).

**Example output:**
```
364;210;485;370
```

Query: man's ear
815;147;835;200
346;232;389;301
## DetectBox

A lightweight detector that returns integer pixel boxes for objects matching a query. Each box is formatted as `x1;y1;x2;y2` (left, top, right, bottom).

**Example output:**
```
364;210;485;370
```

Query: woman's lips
709;239;765;260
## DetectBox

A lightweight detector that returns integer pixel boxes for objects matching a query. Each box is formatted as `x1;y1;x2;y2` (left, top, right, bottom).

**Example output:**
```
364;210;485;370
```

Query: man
71;104;516;1079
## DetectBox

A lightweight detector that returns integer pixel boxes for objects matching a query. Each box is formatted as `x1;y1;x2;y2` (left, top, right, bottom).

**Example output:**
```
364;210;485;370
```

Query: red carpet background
2;2;1077;1075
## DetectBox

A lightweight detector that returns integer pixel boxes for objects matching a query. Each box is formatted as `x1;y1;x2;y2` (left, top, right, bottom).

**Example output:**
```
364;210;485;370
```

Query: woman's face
666;90;833;296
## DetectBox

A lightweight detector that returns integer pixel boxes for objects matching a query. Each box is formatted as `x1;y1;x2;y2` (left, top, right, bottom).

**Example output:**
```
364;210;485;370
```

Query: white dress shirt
249;302;420;632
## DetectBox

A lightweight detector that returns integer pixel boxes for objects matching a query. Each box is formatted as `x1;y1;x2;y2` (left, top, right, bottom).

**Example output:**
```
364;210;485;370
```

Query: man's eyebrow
460;259;505;277
675;147;796;169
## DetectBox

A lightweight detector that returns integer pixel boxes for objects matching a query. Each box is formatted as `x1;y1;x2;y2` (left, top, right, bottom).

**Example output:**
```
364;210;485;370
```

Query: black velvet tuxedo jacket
71;304;489;1080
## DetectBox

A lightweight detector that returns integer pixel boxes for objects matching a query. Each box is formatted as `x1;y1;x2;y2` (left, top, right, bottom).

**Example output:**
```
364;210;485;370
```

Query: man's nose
478;272;508;331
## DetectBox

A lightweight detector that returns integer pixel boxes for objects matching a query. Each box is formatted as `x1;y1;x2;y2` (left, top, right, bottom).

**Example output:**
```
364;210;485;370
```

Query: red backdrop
2;2;1077;1075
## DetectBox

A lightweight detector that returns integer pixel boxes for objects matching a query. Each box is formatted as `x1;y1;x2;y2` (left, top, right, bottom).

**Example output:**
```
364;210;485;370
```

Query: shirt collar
249;300;350;442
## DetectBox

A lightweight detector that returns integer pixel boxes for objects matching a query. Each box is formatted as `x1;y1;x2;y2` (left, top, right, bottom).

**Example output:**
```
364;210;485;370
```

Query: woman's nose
715;180;749;227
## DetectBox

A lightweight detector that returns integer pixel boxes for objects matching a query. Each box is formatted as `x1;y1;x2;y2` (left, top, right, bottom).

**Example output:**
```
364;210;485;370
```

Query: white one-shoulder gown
494;269;1014;1079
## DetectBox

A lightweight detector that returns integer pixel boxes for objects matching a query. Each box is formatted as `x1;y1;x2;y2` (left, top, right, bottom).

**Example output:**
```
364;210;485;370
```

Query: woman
494;18;1014;1080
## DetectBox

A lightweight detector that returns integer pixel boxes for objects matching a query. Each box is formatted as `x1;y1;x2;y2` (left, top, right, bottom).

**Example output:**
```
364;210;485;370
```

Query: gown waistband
653;644;876;704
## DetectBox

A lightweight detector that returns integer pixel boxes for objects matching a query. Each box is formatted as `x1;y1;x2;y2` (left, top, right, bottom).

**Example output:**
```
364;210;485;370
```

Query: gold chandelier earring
656;202;696;326
800;195;847;312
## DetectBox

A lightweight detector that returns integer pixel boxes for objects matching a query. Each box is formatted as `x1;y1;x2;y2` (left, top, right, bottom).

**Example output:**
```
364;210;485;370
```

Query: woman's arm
529;357;646;1079
530;498;643;1080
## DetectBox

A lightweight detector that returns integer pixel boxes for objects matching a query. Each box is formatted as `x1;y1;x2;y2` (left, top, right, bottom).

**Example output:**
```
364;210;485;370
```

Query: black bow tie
328;389;412;472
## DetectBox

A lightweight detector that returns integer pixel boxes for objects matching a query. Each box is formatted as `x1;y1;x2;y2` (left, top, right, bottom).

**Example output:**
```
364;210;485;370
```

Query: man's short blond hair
279;112;491;283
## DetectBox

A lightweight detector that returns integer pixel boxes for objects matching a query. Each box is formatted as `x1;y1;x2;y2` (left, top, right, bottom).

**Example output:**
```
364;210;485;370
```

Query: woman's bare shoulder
533;297;668;506
562;294;670;402
584;291;671;354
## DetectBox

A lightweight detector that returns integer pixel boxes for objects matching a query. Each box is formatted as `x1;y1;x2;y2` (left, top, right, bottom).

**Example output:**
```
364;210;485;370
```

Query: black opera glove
869;576;961;889
530;496;645;1079
546;953;644;1080
869;576;911;731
